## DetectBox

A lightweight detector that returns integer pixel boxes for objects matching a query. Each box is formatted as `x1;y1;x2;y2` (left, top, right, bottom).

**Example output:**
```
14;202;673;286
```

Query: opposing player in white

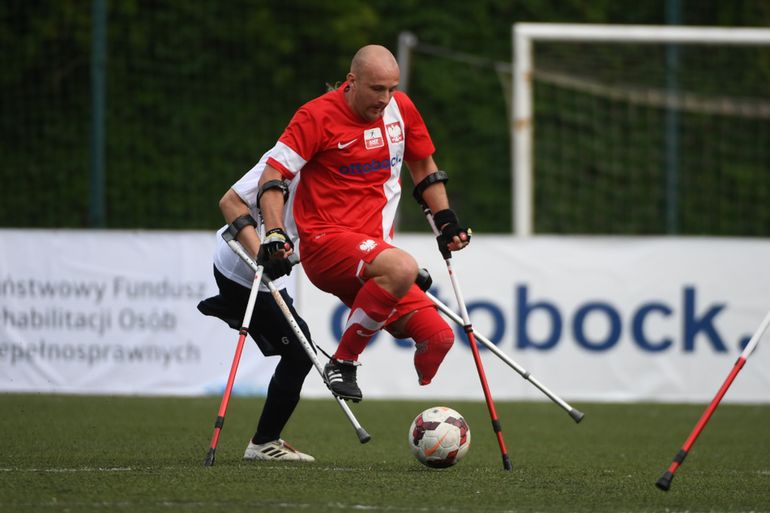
198;147;314;461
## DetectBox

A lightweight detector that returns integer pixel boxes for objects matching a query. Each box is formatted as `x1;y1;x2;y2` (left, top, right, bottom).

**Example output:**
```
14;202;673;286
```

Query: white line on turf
248;466;358;471
0;467;135;472
1;502;514;512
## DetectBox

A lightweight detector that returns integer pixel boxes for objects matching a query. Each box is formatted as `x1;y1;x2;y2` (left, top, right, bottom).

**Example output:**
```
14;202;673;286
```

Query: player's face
348;66;399;122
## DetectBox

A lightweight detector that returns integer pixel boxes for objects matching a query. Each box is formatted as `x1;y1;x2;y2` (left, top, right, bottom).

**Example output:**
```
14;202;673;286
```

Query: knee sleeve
406;307;455;385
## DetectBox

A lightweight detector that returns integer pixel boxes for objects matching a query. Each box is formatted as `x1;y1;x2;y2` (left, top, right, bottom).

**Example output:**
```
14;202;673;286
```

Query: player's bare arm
219;188;261;259
407;156;470;252
257;164;293;258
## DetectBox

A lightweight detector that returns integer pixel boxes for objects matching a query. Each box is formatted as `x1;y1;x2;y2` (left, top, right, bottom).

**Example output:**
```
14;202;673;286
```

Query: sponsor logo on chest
338;122;403;152
335;121;405;175
364;127;384;149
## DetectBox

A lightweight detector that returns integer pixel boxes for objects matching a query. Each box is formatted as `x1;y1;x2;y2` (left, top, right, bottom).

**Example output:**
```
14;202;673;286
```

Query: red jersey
267;83;435;244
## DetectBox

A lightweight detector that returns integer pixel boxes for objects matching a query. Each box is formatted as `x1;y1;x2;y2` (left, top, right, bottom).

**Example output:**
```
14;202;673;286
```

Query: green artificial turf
1;394;768;512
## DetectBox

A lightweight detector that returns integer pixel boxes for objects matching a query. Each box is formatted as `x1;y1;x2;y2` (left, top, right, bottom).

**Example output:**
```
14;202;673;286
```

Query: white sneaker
243;439;315;462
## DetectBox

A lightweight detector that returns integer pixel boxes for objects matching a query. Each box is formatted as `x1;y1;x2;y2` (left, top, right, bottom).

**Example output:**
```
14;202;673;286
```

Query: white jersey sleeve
213;145;290;292
231;148;271;211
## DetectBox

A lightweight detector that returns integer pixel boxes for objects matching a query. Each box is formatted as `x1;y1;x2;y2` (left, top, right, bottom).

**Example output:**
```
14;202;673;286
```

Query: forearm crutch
656;308;770;491
425;291;584;423
204;253;264;467
222;231;371;445
422;206;513;471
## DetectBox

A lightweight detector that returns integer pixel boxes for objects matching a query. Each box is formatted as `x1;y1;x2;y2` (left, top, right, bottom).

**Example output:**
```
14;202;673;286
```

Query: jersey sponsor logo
338;153;403;176
386;122;403;143
364;127;384;149
359;239;377;253
337;138;357;149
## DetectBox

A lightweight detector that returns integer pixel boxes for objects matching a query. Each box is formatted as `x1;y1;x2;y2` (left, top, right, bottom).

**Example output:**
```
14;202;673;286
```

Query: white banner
294;235;770;404
1;230;768;403
0;229;280;397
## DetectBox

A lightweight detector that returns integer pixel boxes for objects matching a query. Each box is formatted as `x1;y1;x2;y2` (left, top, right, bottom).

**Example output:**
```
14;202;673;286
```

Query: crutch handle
415;268;432;291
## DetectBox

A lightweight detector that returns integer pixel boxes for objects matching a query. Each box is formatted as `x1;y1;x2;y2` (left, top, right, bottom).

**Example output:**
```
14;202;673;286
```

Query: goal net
512;23;770;236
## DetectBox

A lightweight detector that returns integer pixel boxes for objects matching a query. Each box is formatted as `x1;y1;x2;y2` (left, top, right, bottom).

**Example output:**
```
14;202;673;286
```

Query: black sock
251;373;301;445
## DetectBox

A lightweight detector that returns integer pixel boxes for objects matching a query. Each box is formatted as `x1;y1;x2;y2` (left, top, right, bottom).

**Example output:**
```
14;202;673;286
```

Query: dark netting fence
532;39;770;235
0;1;379;230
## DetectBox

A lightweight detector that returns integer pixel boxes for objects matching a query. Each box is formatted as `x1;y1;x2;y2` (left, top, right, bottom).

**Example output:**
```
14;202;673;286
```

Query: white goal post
511;23;770;236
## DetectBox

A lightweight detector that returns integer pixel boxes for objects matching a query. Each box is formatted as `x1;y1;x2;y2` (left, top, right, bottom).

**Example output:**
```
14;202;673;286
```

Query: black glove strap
433;209;470;259
265;227;288;239
227;214;258;239
261;227;294;257
433;209;458;231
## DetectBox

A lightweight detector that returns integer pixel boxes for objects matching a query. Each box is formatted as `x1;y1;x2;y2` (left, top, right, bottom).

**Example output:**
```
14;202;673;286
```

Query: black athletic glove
257;245;293;280
257;228;295;280
261;228;294;258
433;209;471;259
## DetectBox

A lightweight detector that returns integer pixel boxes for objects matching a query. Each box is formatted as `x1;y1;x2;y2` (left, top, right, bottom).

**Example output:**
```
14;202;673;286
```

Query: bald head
345;45;400;122
350;45;399;77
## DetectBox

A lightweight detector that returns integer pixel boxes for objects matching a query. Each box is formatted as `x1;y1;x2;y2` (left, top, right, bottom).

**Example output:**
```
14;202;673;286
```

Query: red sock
407;308;455;385
334;280;399;362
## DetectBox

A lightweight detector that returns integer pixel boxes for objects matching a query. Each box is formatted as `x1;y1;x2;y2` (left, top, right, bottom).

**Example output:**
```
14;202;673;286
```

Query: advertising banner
1;230;768;403
0;229;279;397
296;235;770;403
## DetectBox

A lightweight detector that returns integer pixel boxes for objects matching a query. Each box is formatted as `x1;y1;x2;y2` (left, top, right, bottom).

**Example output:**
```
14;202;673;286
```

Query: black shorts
197;265;313;358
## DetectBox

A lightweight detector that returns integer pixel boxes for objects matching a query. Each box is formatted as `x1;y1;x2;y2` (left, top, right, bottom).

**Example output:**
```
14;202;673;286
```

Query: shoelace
339;364;357;380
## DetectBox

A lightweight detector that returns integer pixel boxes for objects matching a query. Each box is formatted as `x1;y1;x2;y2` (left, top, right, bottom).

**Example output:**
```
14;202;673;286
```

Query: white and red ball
408;406;471;468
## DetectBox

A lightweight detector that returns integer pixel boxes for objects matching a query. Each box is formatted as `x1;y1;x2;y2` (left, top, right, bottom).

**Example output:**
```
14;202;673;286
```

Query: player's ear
346;72;356;87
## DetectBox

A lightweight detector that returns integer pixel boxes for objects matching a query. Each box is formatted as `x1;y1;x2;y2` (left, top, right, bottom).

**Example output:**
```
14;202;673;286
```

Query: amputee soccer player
198;147;315;461
257;45;471;402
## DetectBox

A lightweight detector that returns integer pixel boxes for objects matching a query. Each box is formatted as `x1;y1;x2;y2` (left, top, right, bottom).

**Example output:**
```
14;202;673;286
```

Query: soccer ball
408;406;471;468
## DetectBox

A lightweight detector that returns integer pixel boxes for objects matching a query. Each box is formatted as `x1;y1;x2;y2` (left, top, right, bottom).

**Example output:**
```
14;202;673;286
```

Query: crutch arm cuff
257;179;289;210
227;214;258;239
412;170;449;207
